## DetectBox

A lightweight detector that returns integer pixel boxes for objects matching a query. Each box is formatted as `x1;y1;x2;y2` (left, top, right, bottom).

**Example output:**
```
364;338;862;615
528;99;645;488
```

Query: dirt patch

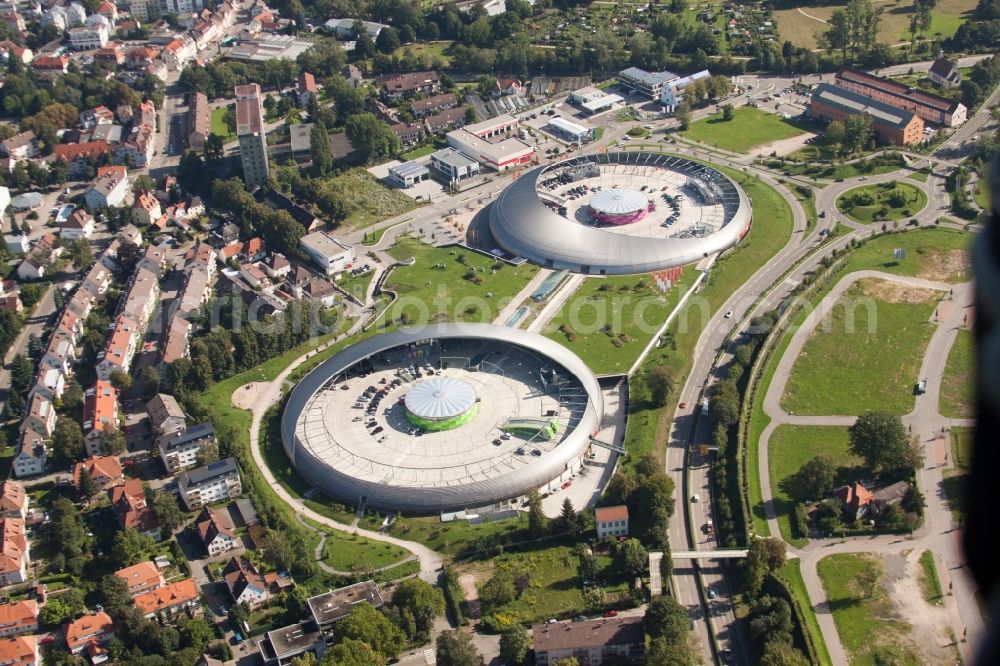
882;551;958;664
459;572;483;602
856;279;939;305
232;382;267;410
917;249;970;283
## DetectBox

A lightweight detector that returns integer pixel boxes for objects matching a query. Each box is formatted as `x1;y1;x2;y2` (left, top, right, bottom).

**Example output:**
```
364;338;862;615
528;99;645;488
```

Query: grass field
775;0;977;49
943;425;973;521
776;560;834;666
210;107;235;141
543;270;697;375
336;269;375;302
390;40;453;66
324;169;418;230
622;160;795;465
816;553;922;665
918;550;944;604
748;228;970;533
465;545;625;624
974;174;991;211
907;169;931;183
782;280;939;416
940;328;974;418
843;228;971;282
384;237;539;325
836;182;928;224
316;524;411;572
777;156;905;181
769;425;861;543
681;107;809;153
401;144;437;160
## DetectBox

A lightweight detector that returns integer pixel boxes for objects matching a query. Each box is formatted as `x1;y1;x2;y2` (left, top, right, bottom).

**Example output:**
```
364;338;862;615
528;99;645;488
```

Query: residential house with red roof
197;507;238;556
97;315;139;381
0;600;38;638
0;518;29;587
223;557;269;609
114;561;165;598
65;611;114;655
134;579;200;618
73;455;124;494
595;505;630;539
82;380;120;456
109;478;160;540
0;635;38;665
0;482;27;520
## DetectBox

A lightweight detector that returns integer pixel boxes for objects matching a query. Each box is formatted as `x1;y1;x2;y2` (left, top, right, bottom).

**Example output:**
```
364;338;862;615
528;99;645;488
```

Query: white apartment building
158;423;216;473
235;83;269;189
177;458;241;510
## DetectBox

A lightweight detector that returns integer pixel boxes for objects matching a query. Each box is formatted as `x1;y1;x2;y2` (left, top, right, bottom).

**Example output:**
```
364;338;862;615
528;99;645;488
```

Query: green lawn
623;161;795;465
314;522;411;572
543;270;697;375
836;182;928;224
626;127;651;138
402;144;437;160
682;107;809;153
943;425;973;522
390;40;453;66
776;560;834;666
974;176;991;211
842;227;971;283
384;236;539;325
323;169;418;230
210;107;234;141
918;550;944;604
782;280;939;416
940;328;974;418
336;269;375;303
816;553;922;665
366;512;533;558
769;425;861;543
907;170;931;183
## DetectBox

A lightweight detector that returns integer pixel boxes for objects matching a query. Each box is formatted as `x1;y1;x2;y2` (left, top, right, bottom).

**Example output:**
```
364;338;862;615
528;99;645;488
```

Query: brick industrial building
808;83;925;146
834;68;966;127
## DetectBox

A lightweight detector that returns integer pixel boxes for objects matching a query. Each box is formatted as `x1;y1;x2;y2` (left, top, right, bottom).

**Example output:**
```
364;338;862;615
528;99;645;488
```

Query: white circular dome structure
590;188;649;225
404;377;478;430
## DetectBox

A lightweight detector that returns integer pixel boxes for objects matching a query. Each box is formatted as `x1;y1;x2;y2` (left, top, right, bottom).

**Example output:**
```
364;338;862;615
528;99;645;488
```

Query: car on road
724;310;733;318
679;402;687;409
722;648;734;662
707;588;717;599
691;494;700;503
603;610;618;617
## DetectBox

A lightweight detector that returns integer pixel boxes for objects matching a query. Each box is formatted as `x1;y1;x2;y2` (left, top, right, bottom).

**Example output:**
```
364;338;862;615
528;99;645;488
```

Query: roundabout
835;180;929;224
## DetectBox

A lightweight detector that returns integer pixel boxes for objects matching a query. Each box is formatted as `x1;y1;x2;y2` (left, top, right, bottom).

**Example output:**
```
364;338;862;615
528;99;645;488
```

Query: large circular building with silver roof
489;152;752;275
281;324;603;514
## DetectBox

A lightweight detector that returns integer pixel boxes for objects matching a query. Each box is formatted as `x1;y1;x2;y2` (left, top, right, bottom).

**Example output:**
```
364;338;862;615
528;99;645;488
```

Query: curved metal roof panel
281;324;604;514
488;152;752;275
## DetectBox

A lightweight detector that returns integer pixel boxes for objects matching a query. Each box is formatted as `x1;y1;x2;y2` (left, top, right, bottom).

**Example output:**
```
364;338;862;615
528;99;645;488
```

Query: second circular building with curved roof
281;324;604;514
489;151;752;275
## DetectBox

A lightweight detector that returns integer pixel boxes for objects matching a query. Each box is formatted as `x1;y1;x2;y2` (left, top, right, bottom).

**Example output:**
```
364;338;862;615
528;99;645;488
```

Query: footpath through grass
768;425;860;544
681;107;809;153
543;270;696;375
746;227;971;533
940;327;974;418
781;280;939;416
817;553;922;665
385;237;539;324
624;162;795;465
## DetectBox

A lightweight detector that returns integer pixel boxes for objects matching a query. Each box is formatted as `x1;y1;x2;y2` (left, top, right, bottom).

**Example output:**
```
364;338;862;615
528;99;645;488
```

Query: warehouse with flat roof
546;116;593;143
569;86;624;115
387;161;429;188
